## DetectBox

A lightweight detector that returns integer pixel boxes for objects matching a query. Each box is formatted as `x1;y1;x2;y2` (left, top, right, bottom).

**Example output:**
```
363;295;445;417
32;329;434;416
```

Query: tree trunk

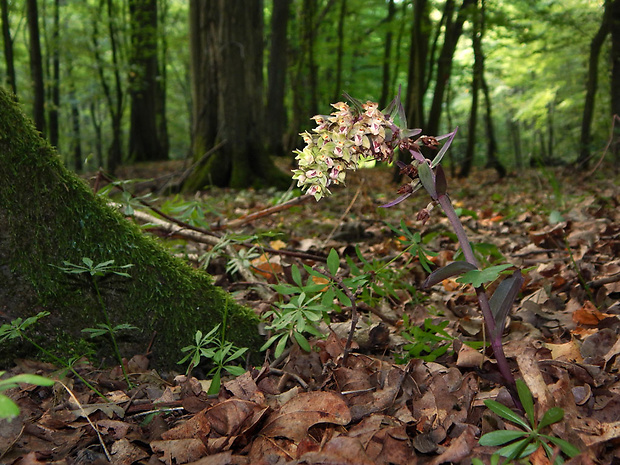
333;0;346;102
509;118;523;168
427;0;474;136
459;0;481;178
265;0;291;158
405;0;430;129
26;0;45;134
379;0;396;110
1;0;16;95
578;0;611;167
48;0;60;148
611;0;620;158
0;87;261;369
128;0;167;163
183;0;289;191
478;0;505;178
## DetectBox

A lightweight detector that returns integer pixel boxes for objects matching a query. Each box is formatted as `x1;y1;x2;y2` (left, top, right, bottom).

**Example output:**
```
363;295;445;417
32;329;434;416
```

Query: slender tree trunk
157;0;169;156
405;0;430;129
460;0;481;178
128;0;167;162
427;0;475;136
70;87;83;172
107;0;124;172
333;0;346;102
611;0;620;158
478;0;505;178
26;0;46;134
1;0;16;95
379;0;395;109
509;119;523;169
266;0;291;158
305;0;318;116
578;0;611;167
90;102;104;168
48;0;60;148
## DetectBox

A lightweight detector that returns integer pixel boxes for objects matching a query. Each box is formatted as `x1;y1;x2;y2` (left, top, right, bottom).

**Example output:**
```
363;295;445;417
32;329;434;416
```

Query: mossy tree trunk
0;87;262;369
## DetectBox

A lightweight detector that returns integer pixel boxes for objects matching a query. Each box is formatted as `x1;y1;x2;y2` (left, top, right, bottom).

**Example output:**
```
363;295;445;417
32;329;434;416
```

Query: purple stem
437;194;521;408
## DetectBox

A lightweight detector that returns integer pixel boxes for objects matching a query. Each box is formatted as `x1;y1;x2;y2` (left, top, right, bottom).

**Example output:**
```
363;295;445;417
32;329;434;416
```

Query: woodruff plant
293;89;524;406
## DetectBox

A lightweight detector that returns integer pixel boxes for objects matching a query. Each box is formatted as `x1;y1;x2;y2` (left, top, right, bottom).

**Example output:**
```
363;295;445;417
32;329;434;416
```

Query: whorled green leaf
489;271;524;339
0;394;20;419
456;264;513;288
423;261;477;288
538;406;564;430
293;330;311;353
543;435;581;457
327;248;340;276
479;429;528;446
497;439;538;461
484;399;531;431
516;379;536;429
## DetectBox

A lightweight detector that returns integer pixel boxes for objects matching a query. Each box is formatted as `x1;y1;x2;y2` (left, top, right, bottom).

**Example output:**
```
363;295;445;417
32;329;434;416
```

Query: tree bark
265;0;291;158
405;0;430;129
48;0;60;148
184;0;289;191
578;0;611;167
379;0;396;110
427;0;474;136
26;0;45;134
460;0;481;178
0;0;16;95
0;87;261;369
333;0;346;102
128;0;167;163
611;0;620;158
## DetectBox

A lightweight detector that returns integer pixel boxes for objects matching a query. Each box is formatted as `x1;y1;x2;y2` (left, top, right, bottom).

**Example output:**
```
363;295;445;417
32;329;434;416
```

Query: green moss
0;87;262;369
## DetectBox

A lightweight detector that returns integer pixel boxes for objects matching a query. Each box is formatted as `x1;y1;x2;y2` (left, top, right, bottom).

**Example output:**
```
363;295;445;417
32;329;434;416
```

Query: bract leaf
431;127;458;168
435;164;447;197
418;162;437;199
489;271;524;339
423;261;477;288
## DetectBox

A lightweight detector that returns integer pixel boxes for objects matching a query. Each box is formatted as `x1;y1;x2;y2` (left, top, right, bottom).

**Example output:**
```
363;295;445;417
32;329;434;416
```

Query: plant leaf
516;379;536;429
538;407;564;430
484;399;531;431
543;435;580;457
0;394;20;419
435;164;447;197
430;127;458;168
423;261;477;288
418;161;437;199
456;264;513;288
479;430;528;446
489;270;524;338
327;248;340;276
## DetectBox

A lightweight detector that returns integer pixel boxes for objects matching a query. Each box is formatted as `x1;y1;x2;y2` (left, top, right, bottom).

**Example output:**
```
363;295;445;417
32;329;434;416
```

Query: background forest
1;0;618;184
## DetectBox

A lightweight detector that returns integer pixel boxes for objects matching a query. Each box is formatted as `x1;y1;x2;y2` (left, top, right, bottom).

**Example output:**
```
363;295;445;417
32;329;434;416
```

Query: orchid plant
293;90;524;407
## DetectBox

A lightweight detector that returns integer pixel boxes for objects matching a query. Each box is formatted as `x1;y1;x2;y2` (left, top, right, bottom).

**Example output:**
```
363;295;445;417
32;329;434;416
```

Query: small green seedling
479;379;580;464
0;372;55;420
53;257;135;387
179;324;248;395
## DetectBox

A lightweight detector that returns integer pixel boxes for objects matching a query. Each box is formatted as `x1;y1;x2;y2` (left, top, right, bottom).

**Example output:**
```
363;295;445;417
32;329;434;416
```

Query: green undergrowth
0;88;261;369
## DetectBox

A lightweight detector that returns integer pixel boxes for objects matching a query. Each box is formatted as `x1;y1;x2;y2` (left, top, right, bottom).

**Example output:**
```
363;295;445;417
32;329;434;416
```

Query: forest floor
2;161;620;464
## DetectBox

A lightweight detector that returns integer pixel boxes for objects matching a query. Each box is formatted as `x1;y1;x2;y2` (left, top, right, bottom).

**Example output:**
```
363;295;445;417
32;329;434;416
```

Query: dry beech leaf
151;438;207;465
260;391;351;441
110;438;149;465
